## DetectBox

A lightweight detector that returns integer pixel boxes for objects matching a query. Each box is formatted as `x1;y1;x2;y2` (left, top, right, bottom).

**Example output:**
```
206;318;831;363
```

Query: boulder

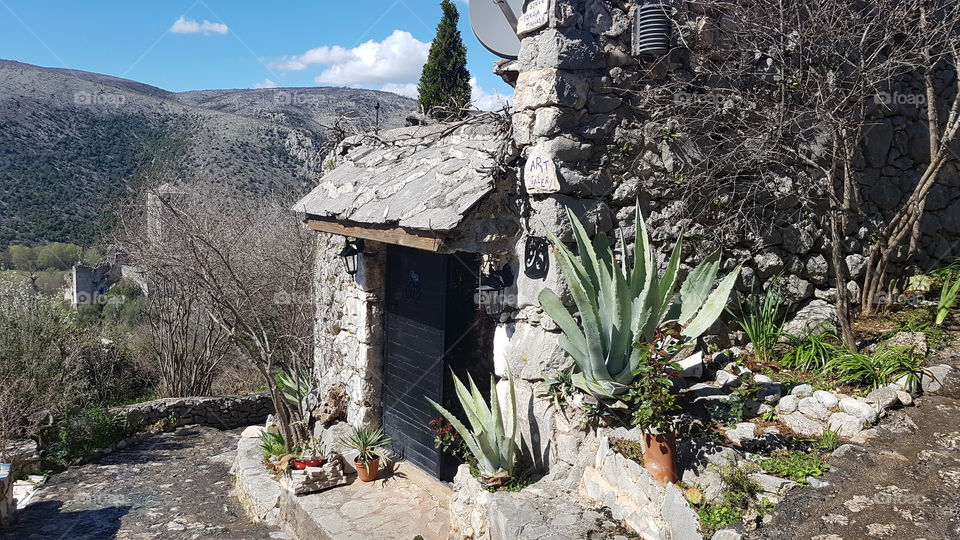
750;473;797;495
780;412;824;436
814;390;839;409
865;387;899;410
797;397;830;420
756;383;783;404
790;384;814;398
241;425;266;438
782;300;837;337
827;412;866;437
895;390;914;406
776;395;799;414
920;364;954;394
715;370;741;387
674;351;705;379
839;398;879;424
725;422;757;446
882;331;928;357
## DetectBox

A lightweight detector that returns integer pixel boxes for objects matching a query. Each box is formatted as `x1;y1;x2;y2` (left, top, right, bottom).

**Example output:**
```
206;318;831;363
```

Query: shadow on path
1;500;130;540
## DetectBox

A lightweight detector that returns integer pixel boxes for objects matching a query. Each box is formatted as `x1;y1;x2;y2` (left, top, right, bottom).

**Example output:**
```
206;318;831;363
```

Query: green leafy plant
817;427;841;451
538;207;740;399
44;407;130;467
825;346;927;392
696;504;742;535
623;333;682;432
780;330;846;371
760;450;829;483
936;275;960;326
732;285;787;363
259;430;286;460
429;417;474;468
693;461;763;536
339;426;393;473
427;372;517;487
275;369;311;410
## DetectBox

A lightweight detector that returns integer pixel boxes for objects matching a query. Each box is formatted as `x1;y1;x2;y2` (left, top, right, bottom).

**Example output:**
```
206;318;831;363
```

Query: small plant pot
355;458;380;482
641;432;678;485
290;458;327;470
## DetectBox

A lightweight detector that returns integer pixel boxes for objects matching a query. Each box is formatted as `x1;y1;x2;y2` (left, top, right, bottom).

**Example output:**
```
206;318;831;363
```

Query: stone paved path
2;426;279;540
753;352;960;540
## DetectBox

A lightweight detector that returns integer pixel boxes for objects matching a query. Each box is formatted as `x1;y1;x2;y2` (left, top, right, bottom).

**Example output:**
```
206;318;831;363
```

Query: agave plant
936;275;960;326
427;371;517;486
538;207;740;398
275;369;312;411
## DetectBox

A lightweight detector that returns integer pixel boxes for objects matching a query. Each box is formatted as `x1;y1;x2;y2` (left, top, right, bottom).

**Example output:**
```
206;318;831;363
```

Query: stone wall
0;464;13;528
311;235;385;428
489;0;960;477
108;394;273;430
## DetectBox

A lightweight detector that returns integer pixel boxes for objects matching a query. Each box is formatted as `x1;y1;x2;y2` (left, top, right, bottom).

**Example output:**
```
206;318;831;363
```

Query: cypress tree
417;0;472;118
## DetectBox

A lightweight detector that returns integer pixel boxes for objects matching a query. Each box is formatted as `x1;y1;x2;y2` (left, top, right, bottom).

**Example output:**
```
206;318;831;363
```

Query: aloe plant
936;275;960;325
427;372;517;485
538;207;740;398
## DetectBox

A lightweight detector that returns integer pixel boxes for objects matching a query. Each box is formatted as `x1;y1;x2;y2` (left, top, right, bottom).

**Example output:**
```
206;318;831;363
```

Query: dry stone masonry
109;394;274;431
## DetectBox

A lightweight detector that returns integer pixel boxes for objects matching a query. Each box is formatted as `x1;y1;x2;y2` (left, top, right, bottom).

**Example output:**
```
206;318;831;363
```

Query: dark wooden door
382;245;448;477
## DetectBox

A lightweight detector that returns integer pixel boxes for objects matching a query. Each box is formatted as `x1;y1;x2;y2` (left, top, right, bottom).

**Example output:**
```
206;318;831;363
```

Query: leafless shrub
121;182;317;451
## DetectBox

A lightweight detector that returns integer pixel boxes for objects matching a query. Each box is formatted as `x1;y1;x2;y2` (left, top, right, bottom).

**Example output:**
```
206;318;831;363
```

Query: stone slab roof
293;120;509;232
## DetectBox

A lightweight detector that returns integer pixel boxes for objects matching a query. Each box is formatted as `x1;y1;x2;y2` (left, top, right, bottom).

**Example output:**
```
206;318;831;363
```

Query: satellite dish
470;0;524;60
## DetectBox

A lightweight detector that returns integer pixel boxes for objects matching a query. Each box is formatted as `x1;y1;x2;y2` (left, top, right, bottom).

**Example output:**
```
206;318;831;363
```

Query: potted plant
624;328;682;485
290;436;327;470
339;426;393;482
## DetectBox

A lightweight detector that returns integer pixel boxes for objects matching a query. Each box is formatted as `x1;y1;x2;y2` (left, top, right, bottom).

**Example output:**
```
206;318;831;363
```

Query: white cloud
169;16;229;35
274;30;430;87
471;78;512;111
271;29;513;110
380;83;419;99
252;79;278;89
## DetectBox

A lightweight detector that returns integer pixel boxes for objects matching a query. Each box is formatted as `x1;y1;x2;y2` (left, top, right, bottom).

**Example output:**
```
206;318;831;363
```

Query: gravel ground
2;426;281;540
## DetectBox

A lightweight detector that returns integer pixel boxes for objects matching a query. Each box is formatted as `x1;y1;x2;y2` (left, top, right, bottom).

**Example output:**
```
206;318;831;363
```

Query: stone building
293;0;959;536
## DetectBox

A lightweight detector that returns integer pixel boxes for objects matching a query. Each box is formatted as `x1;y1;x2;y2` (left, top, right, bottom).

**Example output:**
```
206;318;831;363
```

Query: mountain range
0;60;416;248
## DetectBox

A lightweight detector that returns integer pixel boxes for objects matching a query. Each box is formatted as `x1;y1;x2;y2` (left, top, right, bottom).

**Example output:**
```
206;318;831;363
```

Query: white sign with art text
523;147;561;194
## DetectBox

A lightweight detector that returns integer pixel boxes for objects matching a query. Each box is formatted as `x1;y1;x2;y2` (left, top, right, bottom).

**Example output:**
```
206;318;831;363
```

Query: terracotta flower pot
641;432;678;485
355;458;380;482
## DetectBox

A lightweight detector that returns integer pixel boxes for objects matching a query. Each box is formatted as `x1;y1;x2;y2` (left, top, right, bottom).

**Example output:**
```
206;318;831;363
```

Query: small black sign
524;236;549;279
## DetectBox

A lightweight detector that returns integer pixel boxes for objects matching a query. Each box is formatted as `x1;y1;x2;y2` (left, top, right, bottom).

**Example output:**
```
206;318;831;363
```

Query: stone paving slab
1;426;278;539
277;461;452;540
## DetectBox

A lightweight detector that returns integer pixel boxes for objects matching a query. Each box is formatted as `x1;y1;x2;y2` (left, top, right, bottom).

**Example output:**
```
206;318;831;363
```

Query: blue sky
0;0;512;107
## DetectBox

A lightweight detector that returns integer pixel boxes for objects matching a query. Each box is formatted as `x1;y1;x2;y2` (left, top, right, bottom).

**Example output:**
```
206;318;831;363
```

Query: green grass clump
826;346;926;392
780;330;846;371
760;450;829;483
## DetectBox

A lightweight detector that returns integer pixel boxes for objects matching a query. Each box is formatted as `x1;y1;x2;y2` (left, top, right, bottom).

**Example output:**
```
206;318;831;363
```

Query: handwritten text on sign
517;0;550;35
524;151;561;194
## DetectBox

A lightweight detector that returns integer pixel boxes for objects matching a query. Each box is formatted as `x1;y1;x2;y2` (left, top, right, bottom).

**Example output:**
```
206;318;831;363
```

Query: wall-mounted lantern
476;256;514;315
338;238;365;275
